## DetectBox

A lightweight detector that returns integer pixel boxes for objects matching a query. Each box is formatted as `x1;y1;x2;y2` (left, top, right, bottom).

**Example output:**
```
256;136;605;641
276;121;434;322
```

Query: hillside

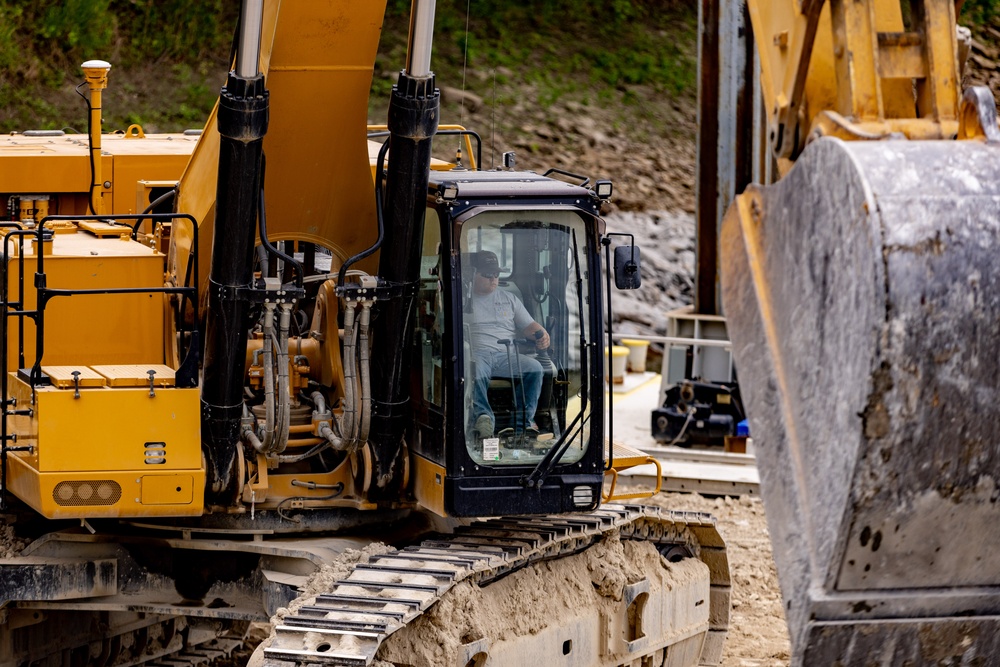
2;1;998;215
0;1;698;212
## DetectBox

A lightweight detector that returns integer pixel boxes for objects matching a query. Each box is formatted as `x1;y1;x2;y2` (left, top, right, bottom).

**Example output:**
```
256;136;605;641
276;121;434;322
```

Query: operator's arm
523;321;550;350
510;293;550;350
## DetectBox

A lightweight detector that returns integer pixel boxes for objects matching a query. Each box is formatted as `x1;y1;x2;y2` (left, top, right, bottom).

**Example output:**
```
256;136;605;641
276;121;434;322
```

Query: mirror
613;245;641;289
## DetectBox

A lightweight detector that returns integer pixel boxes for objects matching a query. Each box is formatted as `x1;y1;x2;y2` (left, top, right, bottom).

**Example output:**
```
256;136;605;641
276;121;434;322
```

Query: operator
468;251;550;439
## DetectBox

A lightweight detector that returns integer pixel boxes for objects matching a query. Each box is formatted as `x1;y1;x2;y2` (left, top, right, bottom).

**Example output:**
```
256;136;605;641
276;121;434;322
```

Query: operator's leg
515;354;543;431
472;349;498;434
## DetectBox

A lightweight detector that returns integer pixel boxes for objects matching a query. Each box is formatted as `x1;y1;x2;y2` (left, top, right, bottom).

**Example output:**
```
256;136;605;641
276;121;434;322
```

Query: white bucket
605;346;629;384
619;338;650;372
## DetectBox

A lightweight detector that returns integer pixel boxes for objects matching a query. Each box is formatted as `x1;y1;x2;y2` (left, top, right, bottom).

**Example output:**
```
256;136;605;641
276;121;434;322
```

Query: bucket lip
605;346;630;356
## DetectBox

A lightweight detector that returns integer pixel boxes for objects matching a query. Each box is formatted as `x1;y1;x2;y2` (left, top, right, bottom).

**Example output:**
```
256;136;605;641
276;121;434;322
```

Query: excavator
0;1;731;666
704;0;1000;658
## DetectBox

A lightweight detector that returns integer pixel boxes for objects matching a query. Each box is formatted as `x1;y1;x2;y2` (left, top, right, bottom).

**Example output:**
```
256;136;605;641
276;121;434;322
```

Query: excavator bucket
721;136;1000;665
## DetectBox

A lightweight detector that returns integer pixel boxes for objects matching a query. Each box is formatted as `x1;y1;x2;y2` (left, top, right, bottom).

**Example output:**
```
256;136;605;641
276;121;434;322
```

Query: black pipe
367;70;439;490
338;138;389;288
257;155;303;287
200;71;269;505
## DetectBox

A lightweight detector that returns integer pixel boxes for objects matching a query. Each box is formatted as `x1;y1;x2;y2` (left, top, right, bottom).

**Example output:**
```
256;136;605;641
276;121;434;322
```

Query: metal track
264;504;730;666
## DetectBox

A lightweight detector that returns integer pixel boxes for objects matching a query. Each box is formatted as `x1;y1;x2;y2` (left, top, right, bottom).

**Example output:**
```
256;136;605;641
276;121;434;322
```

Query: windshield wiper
520;409;588;489
571;229;589;411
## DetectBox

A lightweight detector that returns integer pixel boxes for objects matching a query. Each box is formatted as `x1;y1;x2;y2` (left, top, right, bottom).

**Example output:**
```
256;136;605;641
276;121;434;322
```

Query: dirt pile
427;73;699;215
0;522;26;558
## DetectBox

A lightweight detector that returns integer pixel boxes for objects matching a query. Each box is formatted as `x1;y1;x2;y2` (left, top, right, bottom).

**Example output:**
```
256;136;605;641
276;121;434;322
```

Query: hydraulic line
358;301;373;444
341;303;358;447
275;303;293;452
259;304;277;452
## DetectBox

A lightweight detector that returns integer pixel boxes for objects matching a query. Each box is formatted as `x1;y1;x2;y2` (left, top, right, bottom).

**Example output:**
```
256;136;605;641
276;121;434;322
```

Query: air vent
144;441;166;465
53;480;122;506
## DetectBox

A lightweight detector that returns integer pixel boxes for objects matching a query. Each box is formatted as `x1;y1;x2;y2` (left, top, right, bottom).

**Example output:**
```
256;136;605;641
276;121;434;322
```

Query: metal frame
0;213;200;510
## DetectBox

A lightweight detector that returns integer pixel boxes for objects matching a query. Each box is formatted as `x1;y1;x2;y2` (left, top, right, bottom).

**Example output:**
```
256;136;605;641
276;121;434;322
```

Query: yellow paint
174;0;390;303
603;442;662;501
13;384;200;473
4;233;165;369
262;469;379;511
748;0;962;156
5;455;204;518
82;61;111;215
5;369;203;518
90;364;176;387
42;366;106;388
412;454;448;517
141;475;194;505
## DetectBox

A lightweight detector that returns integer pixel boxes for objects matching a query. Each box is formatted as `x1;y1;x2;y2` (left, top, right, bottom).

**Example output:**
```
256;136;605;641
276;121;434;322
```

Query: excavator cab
409;171;609;517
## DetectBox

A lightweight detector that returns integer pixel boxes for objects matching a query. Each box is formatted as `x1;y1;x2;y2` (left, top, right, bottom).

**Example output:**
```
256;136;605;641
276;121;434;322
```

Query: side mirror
613;245;641;289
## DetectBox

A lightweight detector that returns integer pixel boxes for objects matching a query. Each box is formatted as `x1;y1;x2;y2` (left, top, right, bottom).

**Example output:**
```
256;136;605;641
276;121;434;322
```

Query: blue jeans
473;348;543;432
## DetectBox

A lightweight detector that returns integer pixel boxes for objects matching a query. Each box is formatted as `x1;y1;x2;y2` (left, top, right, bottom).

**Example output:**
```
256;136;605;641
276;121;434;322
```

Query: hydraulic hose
359;301;373;443
257;161;303;287
275;303;293;452
260;304;277;452
338;138;389;288
341;303;358;446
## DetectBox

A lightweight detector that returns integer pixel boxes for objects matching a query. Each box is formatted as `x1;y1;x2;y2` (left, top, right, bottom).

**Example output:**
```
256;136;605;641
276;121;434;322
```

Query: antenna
458;0;471;165
491;69;497;168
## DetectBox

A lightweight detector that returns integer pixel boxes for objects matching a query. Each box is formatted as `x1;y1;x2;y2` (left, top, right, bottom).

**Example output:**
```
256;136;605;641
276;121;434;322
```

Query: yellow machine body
0;227;205;519
0;132;197;219
5;371;203;519
172;0;388;297
2;230;166;368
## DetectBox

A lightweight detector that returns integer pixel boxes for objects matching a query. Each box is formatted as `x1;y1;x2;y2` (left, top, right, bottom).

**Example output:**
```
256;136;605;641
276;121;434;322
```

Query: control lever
497;338;529;446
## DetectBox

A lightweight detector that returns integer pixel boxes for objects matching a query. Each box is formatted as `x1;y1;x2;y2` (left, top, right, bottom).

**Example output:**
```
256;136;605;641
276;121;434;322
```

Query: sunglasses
479;272;500;279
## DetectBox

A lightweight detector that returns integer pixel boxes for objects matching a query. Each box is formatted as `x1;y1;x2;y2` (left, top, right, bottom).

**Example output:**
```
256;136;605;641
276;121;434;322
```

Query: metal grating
53;480;122;506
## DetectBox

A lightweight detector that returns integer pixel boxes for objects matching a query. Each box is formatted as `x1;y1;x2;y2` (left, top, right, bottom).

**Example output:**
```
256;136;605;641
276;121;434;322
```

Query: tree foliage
0;0;238;84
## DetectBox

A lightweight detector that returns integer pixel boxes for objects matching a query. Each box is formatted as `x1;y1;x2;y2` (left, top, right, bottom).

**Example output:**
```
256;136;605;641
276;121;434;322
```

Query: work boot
474;414;494;439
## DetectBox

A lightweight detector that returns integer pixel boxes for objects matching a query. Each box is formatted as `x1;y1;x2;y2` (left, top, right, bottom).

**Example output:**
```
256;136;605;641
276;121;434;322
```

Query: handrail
0;213;201;510
602;456;663;502
367;124;482;170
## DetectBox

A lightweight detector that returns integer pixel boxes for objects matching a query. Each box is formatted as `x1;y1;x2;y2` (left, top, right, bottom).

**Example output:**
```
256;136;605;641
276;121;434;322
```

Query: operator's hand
533;328;550;350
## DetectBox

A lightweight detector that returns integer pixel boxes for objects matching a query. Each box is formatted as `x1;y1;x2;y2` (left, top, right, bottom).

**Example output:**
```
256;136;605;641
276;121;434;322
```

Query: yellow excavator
710;0;1000;659
0;1;730;666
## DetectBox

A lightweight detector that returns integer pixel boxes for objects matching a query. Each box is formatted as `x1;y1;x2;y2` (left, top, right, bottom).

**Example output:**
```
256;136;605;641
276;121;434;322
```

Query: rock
440;85;484;112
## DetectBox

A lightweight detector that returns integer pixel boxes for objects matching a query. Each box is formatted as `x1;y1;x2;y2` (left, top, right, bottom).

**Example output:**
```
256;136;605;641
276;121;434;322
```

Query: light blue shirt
470;288;533;352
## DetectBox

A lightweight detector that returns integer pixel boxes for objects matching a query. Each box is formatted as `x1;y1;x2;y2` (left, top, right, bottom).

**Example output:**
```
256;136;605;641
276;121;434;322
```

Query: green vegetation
400;0;696;95
0;0;238;132
963;0;1000;27
1;0;997;133
0;0;697;133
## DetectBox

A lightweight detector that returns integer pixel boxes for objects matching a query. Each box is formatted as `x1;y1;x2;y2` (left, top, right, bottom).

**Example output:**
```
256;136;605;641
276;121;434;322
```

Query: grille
53;480;122;506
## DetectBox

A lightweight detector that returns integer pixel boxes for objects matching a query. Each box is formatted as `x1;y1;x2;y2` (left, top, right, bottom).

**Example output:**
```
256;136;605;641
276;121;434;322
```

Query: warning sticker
483;437;501;461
